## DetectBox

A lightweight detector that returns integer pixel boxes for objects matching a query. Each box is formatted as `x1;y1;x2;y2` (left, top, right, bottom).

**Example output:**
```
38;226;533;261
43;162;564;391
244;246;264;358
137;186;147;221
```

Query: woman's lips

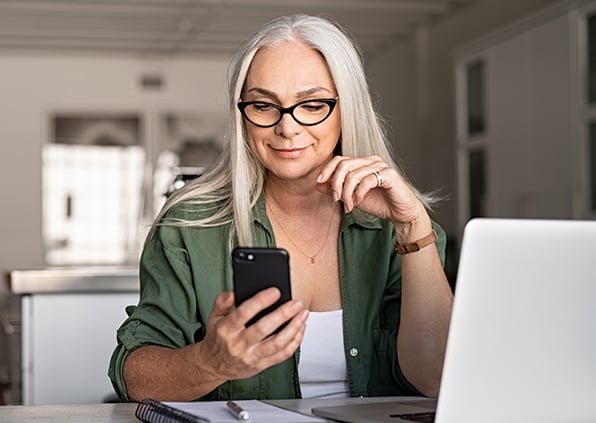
271;145;309;159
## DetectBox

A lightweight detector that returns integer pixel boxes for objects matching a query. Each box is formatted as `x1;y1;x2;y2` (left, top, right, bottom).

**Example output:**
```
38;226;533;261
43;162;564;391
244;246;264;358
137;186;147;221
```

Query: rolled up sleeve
108;225;204;401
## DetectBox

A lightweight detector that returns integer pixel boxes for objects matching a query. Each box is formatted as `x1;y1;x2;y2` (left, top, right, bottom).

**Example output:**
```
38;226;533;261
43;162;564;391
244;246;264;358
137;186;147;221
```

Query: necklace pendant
310;257;315;264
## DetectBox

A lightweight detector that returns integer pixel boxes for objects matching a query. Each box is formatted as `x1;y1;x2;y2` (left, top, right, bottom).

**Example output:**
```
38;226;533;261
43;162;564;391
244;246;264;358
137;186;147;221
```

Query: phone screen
232;247;292;330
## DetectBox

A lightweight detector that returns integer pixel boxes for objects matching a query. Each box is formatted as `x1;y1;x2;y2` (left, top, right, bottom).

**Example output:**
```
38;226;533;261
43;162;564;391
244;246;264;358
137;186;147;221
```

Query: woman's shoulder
147;197;231;247
162;197;228;221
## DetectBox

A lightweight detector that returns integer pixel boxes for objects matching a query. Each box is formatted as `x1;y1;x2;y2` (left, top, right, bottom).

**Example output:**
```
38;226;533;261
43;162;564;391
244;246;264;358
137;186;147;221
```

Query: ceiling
0;0;475;59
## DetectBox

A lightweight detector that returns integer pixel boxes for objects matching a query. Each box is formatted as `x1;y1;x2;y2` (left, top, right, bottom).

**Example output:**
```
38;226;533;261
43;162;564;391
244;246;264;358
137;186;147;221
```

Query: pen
226;401;250;421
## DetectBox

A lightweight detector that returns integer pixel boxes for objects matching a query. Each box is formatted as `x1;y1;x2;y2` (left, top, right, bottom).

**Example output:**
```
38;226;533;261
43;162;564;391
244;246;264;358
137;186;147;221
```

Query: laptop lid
312;218;596;423
436;218;596;422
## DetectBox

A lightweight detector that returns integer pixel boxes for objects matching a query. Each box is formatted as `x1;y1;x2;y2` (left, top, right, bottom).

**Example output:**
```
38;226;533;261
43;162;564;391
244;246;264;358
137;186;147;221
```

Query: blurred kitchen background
0;0;593;406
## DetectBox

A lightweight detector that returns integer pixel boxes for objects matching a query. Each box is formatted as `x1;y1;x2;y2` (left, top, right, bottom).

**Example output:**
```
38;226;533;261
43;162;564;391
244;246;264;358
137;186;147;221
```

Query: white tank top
298;309;350;398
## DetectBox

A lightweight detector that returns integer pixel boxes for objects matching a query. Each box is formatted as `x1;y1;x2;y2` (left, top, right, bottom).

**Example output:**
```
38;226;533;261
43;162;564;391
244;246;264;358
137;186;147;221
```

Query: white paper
163;400;327;423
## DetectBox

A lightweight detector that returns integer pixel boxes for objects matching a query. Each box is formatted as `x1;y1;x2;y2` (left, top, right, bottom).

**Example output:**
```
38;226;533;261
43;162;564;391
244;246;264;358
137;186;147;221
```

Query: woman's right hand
196;288;309;383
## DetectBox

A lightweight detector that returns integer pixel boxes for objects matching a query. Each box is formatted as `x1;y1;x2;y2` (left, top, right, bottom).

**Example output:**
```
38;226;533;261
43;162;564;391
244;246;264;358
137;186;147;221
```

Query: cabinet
11;268;138;405
21;293;137;404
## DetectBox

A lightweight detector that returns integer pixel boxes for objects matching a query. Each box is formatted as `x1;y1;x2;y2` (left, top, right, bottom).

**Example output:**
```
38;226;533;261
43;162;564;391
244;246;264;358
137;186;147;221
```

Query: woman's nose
274;113;302;138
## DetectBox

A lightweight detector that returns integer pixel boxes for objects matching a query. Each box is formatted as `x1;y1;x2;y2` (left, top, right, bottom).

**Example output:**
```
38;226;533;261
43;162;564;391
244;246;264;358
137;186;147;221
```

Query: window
468;149;486;218
466;61;486;136
589;123;596;211
457;57;488;229
587;14;596;104
585;12;596;215
43;114;145;265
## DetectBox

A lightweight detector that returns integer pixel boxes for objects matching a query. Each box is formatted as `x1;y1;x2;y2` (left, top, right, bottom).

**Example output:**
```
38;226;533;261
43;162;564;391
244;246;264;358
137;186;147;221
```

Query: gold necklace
267;199;336;264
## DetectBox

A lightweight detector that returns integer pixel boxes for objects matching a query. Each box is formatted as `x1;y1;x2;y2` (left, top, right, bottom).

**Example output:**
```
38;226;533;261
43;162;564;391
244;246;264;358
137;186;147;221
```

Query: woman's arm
393;213;453;397
123;289;308;401
318;155;454;397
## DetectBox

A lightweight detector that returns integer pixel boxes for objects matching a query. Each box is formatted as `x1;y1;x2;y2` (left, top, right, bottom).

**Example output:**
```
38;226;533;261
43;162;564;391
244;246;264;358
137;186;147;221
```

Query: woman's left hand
317;155;427;226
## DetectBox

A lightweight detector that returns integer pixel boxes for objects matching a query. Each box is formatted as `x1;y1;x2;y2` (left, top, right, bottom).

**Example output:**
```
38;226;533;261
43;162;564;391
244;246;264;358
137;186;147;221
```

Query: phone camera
234;250;255;262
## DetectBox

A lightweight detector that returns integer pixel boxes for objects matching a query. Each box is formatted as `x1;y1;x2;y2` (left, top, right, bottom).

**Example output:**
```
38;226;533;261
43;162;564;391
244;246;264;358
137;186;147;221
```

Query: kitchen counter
9;267;139;294
6;267;140;404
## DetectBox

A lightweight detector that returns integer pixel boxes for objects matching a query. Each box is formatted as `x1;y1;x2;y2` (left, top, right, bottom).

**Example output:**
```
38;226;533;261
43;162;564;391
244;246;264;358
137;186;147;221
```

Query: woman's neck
264;174;333;216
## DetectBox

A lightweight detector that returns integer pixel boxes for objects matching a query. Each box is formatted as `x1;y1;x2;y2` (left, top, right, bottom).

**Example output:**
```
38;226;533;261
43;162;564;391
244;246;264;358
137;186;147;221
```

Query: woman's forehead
245;41;335;98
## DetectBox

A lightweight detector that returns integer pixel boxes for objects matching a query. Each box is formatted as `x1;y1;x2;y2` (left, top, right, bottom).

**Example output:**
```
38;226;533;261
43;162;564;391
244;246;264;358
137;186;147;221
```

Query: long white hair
149;14;431;247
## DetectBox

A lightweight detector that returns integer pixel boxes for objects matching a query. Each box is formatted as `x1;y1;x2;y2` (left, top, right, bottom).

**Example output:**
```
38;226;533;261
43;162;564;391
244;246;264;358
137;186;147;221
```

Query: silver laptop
312;218;596;423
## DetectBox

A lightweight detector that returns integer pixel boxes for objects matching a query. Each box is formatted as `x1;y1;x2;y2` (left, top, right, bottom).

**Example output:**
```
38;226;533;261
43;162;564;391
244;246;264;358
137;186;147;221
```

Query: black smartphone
232;247;292;330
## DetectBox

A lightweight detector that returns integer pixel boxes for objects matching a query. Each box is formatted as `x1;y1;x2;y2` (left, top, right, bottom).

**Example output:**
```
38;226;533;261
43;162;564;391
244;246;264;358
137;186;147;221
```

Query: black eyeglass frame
237;97;338;128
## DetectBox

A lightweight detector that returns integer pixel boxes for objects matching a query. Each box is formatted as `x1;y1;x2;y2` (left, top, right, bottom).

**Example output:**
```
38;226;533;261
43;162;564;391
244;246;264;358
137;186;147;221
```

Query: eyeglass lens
241;99;335;127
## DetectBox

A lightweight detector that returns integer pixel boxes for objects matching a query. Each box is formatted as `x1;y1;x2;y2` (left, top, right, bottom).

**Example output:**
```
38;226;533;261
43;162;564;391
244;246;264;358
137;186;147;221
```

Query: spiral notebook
135;398;326;423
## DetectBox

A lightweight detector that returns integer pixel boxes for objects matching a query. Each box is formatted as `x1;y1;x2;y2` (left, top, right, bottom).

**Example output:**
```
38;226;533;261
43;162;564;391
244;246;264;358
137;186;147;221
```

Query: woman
109;14;453;402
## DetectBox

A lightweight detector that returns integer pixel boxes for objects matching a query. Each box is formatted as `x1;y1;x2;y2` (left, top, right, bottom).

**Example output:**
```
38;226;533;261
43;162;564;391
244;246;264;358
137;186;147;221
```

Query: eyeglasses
237;97;338;128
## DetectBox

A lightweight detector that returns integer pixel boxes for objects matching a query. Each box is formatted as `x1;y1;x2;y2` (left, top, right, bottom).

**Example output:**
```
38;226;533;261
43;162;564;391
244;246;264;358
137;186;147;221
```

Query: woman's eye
301;102;325;112
253;103;274;112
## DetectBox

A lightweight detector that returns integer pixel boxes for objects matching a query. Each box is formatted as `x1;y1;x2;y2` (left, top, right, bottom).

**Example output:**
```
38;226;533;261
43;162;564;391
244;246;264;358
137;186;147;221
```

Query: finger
253;309;309;367
206;291;243;346
336;162;378;211
208;304;307;380
339;165;367;211
245;299;306;340
328;158;368;203
318;156;362;202
352;166;389;206
268;308;309;349
315;178;334;197
232;287;281;328
211;291;235;318
317;155;345;184
222;302;306;375
205;293;280;370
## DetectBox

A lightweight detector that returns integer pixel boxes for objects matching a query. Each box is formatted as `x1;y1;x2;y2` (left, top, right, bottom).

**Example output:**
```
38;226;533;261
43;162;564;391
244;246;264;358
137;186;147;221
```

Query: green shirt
108;196;446;401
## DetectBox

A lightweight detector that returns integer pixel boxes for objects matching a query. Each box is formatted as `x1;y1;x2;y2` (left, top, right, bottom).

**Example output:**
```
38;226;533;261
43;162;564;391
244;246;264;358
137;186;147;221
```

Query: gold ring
374;170;383;187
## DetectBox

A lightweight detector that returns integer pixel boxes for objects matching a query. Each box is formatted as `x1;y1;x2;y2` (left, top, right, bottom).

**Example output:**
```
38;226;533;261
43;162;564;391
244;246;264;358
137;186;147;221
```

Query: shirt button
349;347;359;357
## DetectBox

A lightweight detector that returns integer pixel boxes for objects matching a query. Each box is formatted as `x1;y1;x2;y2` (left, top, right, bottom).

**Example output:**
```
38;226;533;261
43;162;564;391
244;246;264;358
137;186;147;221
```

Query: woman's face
241;40;341;183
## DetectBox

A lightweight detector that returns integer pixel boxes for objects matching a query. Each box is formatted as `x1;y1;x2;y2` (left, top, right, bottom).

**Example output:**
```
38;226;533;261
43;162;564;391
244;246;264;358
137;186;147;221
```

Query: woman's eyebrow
296;87;334;98
244;86;333;101
245;87;277;99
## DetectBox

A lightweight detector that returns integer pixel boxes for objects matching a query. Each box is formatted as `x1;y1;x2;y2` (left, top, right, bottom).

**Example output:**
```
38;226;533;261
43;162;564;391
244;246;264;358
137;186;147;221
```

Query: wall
0;54;229;276
366;0;564;255
483;13;574;219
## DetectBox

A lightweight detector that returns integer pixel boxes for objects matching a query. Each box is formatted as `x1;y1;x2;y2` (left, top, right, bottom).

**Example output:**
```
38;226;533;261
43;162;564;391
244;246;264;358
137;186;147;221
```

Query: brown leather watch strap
394;228;438;255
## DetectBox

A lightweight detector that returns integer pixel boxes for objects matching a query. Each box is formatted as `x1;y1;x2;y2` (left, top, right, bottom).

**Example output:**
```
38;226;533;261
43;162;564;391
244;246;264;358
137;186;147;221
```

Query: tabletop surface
0;397;415;422
0;403;139;422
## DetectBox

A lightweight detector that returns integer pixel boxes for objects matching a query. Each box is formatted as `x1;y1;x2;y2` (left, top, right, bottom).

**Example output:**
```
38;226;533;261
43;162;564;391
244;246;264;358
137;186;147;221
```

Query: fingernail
317;173;324;182
266;287;281;299
333;191;339;202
